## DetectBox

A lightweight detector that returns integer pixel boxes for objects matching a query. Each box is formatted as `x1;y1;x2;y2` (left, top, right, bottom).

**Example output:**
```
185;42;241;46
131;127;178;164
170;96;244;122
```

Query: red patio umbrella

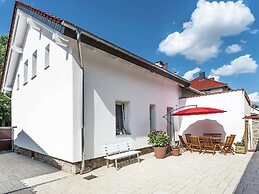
172;107;226;116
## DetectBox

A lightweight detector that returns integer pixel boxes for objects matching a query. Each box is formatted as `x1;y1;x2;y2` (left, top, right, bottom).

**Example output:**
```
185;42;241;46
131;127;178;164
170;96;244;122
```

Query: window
150;105;156;132
44;44;50;69
23;60;28;85
17;74;20;90
32;50;37;79
116;101;130;135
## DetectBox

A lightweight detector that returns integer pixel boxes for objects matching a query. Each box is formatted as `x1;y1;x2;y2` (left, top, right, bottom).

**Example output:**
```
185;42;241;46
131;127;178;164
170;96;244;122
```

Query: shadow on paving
0;152;60;194
234;151;259;194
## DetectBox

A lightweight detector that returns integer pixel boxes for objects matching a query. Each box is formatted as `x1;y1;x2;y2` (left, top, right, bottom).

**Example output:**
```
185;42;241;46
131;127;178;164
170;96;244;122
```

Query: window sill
116;133;131;137
23;82;28;86
31;75;37;80
44;66;49;70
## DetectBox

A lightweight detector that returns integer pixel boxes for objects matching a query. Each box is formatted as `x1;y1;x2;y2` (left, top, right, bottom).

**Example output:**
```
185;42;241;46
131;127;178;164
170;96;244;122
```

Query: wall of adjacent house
178;90;249;143
72;44;181;160
12;26;75;162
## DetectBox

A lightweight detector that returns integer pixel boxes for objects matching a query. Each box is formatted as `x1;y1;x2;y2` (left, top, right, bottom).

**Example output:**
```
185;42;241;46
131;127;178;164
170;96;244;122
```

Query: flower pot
235;145;247;154
171;148;180;156
153;146;167;159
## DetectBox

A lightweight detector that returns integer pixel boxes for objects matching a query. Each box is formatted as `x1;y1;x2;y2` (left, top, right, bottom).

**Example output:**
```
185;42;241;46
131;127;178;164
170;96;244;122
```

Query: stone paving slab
1;151;259;193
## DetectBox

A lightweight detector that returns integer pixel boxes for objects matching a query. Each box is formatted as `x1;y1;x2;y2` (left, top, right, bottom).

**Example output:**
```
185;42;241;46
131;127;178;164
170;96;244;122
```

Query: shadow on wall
182;119;226;142
15;130;47;154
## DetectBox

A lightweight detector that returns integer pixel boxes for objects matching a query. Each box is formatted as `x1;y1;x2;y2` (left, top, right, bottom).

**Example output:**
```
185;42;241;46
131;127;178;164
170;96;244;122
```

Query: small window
32;50;37;79
23;60;28;85
17;74;20;90
116;101;130;135
44;44;50;69
150;104;156;132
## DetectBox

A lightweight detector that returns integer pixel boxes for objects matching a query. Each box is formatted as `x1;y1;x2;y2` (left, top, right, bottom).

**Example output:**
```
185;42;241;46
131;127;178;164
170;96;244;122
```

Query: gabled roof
190;77;229;91
1;1;190;91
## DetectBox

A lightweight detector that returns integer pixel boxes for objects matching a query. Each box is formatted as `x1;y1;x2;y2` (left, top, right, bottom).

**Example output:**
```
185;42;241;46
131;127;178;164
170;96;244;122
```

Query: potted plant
148;131;170;159
235;140;247;154
171;141;181;156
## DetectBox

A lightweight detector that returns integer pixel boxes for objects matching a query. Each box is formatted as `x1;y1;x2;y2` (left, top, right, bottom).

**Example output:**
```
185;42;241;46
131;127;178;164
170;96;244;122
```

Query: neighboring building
1;1;198;173
191;72;230;94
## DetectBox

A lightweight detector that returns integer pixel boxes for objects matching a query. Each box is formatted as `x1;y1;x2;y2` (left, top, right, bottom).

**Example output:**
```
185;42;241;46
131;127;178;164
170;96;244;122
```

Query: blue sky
0;0;259;103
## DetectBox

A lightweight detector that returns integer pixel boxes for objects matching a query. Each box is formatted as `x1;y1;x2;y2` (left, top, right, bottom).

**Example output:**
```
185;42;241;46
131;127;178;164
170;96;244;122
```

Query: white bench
101;142;141;170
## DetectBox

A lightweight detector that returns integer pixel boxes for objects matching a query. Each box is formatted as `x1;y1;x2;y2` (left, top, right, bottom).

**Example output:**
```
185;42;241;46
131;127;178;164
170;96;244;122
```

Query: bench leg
106;159;109;168
137;153;140;163
115;159;118;170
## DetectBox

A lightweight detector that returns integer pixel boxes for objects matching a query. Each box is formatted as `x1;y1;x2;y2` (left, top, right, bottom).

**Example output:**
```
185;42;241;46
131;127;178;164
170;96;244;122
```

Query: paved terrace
0;151;259;194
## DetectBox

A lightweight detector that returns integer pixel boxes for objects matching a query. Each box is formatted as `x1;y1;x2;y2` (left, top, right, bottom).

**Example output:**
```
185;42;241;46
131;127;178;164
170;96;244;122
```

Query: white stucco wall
72;45;181;160
178;90;250;143
12;26;76;162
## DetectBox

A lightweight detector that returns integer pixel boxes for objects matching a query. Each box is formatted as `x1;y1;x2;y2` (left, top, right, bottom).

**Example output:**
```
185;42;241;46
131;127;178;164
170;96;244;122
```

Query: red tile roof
190;77;228;91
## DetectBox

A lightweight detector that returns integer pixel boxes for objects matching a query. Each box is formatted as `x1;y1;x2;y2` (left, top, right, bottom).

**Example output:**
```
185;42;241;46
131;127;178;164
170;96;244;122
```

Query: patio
1;151;259;194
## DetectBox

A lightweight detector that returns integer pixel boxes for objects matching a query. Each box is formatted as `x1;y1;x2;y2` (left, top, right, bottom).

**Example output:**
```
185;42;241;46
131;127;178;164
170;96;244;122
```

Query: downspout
76;28;86;174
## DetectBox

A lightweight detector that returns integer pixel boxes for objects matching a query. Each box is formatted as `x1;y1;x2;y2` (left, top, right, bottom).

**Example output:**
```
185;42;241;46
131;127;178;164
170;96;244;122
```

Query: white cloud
158;0;254;63
225;44;242;54
249;92;259;103
251;29;259;34
211;54;258;76
183;67;201;80
240;39;247;44
208;74;220;81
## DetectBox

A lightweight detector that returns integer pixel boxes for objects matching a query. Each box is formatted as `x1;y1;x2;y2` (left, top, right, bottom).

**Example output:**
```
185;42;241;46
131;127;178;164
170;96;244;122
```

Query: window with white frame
23;60;28;85
116;101;130;135
45;44;50;69
17;74;20;90
32;50;37;79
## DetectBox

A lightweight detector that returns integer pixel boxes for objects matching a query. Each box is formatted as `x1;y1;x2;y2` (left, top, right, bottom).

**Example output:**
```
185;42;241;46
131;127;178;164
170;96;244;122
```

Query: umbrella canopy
172;107;226;116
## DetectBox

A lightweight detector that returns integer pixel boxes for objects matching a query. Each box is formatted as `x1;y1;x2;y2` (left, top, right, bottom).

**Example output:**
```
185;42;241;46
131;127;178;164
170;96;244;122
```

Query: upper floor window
32;50;37;79
23;60;28;85
45;44;50;69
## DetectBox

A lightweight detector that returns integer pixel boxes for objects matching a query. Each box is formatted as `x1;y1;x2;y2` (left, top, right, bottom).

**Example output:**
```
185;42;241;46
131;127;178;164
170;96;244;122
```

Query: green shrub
148;131;170;147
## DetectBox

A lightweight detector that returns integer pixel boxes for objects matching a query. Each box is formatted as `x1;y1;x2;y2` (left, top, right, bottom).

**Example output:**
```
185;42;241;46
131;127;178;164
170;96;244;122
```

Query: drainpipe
76;28;86;174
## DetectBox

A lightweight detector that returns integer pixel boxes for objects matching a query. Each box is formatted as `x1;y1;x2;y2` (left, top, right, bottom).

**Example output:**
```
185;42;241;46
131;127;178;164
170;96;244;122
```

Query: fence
0;127;14;151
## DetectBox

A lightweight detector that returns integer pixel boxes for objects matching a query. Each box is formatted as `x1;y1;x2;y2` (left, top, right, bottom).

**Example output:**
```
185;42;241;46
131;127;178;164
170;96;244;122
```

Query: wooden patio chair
190;136;202;153
220;135;236;155
178;135;190;151
185;134;191;145
202;136;216;154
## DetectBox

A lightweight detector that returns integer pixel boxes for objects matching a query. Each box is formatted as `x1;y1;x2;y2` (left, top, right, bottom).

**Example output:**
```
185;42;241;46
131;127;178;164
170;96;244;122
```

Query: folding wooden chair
178;135;190;151
202;136;216;154
220;135;236;155
190;136;202;153
185;134;191;145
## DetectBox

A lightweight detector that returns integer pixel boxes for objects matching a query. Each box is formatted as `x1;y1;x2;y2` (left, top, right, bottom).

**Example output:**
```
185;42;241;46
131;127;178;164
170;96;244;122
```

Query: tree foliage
0;34;11;126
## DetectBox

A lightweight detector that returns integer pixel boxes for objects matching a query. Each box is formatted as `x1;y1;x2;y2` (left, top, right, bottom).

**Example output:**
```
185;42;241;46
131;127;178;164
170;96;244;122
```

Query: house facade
1;2;197;173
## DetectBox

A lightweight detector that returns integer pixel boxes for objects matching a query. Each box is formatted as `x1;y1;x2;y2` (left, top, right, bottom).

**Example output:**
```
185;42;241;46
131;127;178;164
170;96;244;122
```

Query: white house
1;1;199;173
1;2;254;174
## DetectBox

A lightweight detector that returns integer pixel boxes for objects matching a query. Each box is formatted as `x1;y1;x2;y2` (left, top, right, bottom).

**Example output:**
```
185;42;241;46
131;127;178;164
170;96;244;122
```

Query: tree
0;34;11;126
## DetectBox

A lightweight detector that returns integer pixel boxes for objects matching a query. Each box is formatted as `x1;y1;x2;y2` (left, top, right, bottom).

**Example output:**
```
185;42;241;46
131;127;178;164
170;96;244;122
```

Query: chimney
155;61;168;70
199;71;205;80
